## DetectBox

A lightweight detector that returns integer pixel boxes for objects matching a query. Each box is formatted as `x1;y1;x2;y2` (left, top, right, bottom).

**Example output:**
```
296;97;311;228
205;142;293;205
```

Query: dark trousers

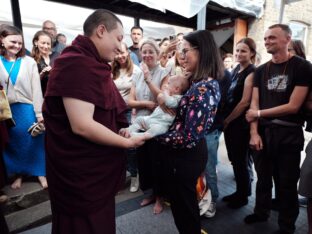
224;120;252;198
253;125;303;233
158;139;207;234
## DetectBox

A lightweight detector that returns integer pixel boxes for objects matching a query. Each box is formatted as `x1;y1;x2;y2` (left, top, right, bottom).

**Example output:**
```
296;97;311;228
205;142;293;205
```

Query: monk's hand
128;135;146;148
249;133;263;151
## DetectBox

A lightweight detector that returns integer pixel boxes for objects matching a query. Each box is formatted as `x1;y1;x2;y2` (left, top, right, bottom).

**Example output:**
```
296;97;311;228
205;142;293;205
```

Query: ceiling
45;0;252;29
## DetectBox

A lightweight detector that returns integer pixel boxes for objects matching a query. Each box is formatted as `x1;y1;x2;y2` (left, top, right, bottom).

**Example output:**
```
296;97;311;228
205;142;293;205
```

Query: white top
133;64;169;117
0;56;43;118
113;65;142;105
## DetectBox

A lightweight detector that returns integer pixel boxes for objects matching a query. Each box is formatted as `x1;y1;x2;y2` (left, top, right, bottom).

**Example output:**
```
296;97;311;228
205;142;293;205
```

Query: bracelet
257;110;261;118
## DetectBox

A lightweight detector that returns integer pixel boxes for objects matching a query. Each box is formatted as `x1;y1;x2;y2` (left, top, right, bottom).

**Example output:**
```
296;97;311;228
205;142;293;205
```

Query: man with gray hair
245;24;312;234
42;20;65;53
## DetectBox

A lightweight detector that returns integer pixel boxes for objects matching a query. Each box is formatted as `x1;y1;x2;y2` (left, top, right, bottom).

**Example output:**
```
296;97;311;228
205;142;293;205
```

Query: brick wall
248;0;312;64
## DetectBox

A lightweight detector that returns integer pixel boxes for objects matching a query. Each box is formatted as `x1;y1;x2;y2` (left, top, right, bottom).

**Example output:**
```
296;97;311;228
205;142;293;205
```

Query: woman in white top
111;42;143;193
128;39;169;214
0;25;46;189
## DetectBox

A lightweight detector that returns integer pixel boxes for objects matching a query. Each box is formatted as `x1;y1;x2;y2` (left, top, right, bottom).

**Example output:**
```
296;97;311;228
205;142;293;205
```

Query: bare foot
11;177;22;189
140;196;155;207
38;176;48;189
0;194;8;203
153;197;164;214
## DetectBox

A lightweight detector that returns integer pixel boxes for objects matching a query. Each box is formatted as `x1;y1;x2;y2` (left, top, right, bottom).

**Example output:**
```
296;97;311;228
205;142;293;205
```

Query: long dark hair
31;30;52;63
0;24;26;58
236;37;257;64
183;30;223;82
290;39;306;59
111;42;134;80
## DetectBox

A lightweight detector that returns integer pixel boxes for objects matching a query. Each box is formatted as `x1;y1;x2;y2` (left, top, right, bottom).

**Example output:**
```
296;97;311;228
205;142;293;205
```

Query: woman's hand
249;133;263;151
140;63;150;81
223;118;230;130
37;116;44;123
246;109;258;122
40;66;52;77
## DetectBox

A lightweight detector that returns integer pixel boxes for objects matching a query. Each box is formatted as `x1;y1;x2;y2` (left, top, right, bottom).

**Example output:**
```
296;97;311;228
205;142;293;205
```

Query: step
2;175;143;233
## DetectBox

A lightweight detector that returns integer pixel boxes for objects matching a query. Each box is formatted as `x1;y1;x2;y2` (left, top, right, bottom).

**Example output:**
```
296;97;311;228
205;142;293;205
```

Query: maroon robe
43;35;128;234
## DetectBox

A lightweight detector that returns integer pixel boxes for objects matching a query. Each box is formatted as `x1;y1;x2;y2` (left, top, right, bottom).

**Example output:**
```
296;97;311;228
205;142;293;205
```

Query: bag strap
6;59;17;94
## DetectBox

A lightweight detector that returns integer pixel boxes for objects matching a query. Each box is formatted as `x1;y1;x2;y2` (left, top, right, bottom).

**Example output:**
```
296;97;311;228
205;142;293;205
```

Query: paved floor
19;134;311;234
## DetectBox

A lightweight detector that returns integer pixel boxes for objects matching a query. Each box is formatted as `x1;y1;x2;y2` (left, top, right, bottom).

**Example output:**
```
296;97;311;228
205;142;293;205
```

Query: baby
128;75;189;137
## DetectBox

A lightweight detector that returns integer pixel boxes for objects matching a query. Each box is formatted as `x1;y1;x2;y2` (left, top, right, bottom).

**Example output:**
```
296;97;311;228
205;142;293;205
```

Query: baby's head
167;75;189;95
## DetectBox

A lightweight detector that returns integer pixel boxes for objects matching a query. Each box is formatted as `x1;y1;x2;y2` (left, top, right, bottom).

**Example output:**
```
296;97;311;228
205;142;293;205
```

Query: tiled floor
20;134;310;234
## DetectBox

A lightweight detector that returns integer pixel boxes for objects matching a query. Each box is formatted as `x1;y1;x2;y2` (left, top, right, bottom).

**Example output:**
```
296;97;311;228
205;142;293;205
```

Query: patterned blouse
157;78;220;149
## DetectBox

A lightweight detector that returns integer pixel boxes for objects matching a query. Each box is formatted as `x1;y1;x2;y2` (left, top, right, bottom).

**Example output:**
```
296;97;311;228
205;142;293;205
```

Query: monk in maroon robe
43;10;146;234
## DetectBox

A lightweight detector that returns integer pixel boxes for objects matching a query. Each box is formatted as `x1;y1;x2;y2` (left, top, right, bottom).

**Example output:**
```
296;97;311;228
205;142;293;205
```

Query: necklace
265;54;290;91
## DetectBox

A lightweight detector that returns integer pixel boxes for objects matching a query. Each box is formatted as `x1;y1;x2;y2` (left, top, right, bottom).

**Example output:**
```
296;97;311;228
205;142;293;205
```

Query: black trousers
253;125;304;233
156;139;208;234
224;119;252;198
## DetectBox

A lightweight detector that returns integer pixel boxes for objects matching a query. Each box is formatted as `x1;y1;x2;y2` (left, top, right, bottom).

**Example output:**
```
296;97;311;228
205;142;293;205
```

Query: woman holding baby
128;39;169;214
124;30;222;233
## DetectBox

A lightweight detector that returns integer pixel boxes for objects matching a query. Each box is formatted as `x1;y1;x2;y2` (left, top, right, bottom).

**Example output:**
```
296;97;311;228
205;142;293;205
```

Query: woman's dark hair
290;39;306;59
183;30;223;82
83;9;123;37
0;24;26;58
31;30;52;63
111;42;134;80
236;37;257;64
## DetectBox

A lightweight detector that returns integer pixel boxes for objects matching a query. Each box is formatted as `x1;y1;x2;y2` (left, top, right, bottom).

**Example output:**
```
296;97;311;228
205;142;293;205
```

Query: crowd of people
0;8;311;234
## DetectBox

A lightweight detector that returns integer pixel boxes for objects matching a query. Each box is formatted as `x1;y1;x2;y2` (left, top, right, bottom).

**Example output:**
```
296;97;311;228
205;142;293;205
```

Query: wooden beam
233;18;247;52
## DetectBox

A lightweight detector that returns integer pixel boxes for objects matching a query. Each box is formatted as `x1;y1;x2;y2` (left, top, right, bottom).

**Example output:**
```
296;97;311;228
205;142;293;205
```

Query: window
289;21;308;45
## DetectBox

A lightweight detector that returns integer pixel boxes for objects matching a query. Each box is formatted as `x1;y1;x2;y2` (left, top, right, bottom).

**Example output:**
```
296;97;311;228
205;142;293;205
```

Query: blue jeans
204;129;222;202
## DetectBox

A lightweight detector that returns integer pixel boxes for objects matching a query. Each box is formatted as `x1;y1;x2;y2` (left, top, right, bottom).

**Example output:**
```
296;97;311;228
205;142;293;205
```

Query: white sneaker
204;202;216;218
199;189;212;216
130;174;139;193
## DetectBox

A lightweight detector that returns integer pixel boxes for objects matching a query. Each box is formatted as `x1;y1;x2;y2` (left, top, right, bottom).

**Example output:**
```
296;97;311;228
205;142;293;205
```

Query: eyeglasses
180;47;198;57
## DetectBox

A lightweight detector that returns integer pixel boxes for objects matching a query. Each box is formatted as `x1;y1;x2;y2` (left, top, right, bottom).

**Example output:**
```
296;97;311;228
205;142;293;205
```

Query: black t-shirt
254;55;312;124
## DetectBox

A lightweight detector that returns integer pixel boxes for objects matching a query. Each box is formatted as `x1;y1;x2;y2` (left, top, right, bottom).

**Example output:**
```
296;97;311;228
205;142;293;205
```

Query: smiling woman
0;25;46;190
31;30;59;96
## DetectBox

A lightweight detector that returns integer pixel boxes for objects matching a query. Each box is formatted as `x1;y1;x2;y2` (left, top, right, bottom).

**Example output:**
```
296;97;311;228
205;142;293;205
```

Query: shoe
222;192;238;202
299;197;308;208
199;189;212;216
244;213;268;224
204;202;216;218
227;197;248;209
129;174;139;193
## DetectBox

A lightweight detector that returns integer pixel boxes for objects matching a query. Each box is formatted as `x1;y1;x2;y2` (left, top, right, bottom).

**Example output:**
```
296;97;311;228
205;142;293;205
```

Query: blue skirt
4;103;45;176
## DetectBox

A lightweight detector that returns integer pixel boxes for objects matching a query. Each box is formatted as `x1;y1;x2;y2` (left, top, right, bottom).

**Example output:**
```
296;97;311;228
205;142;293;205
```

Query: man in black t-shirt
245;24;312;234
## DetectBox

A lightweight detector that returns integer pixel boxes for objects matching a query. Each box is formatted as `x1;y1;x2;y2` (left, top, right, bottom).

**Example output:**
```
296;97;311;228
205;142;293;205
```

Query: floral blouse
157;78;220;149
